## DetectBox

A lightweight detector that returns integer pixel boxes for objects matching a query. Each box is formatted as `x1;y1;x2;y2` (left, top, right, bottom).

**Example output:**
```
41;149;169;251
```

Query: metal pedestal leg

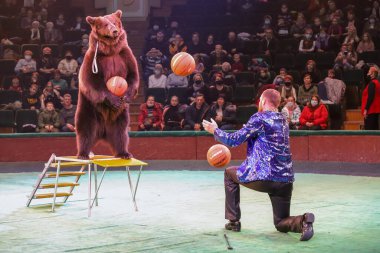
51;160;61;212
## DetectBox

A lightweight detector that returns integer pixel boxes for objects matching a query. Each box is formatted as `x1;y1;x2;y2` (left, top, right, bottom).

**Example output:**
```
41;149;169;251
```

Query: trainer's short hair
261;89;281;108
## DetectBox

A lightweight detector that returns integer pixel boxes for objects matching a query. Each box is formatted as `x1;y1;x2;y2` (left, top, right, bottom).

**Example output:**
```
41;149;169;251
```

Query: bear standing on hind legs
75;10;139;159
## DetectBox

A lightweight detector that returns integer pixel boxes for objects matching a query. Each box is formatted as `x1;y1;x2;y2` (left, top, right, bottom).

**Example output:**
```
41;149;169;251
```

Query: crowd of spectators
138;0;380;131
0;0;89;132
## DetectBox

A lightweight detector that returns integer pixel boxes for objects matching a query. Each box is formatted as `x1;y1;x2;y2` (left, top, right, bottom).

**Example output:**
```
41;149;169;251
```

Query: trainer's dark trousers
364;113;380;130
225;166;304;233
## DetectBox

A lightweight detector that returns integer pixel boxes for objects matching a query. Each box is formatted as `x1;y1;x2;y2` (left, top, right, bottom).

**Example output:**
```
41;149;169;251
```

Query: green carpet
0;171;379;253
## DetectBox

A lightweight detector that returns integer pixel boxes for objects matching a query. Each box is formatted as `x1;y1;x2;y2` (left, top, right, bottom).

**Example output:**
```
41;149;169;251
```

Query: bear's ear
86;16;97;26
113;10;122;19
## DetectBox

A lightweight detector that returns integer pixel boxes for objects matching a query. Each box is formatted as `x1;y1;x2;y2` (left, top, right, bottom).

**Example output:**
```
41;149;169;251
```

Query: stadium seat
236;105;258;124
235;72;255;85
233;85;256;103
21;44;41;59
1;75;16;90
61;44;81;58
0;59;17;75
15;109;38;133
274;53;295;70
342;69;363;85
145;88;166;105
295;53;315;69
314;52;335;69
1;44;21;56
287;70;302;84
41;44;60;58
0;110;15;133
277;38;298;53
0;90;22;104
167;87;188;104
252;54;273;66
241;40;261;54
358;51;379;64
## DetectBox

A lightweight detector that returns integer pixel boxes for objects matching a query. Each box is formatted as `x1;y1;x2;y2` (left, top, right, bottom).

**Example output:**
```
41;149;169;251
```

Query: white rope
92;41;99;74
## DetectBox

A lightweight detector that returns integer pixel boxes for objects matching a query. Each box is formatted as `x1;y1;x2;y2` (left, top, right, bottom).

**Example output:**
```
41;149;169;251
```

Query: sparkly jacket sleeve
214;114;263;147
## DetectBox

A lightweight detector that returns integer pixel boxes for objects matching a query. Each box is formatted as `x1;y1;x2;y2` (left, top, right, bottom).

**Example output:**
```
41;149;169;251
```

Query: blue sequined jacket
214;111;294;183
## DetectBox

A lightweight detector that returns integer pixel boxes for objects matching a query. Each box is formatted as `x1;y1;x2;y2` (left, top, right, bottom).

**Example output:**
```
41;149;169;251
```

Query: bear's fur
75;10;139;159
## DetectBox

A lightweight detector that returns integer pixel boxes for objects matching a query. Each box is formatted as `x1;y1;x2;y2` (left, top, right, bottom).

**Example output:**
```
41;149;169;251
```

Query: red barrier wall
0;135;379;163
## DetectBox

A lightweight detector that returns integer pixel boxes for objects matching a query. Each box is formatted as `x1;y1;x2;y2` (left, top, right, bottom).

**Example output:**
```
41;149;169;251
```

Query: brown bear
75;10;139;159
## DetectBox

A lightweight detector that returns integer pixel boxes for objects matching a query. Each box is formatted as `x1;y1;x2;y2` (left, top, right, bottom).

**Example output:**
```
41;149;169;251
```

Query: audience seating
146;88;166;105
0;90;22;104
167;87;188;104
314;52;336;69
233;86;256;103
0;59;17;76
0;110;15;133
21;44;41;59
236;105;258;124
358;51;379;65
41;44;60;58
235;72;255;85
274;53;295;70
15;109;38;133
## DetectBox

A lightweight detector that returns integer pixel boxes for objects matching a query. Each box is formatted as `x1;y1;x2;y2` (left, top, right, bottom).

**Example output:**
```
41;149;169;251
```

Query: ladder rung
45;172;86;178
39;182;80;189
33;192;72;199
50;162;88;167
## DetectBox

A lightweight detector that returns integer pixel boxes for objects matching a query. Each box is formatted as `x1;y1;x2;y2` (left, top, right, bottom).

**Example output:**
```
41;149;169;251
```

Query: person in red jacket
138;96;163;131
299;95;329;130
362;67;380;130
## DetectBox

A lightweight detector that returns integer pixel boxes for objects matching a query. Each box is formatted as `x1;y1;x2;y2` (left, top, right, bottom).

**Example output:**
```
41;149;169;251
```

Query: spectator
277;3;292;26
29;21;42;44
209;44;228;68
299;95;328;130
208;74;232;103
169;34;187;56
208;95;236;130
166;20;180;39
21;9;33;30
138;96;163;131
148;64;167;89
70;15;87;32
276;17;291;39
231;53;245;73
345;10;359;30
38;102;60;132
343;26;359;46
44;21;62;44
279;75;297;101
55;13;66;32
273;68;287;86
144;31;167;55
193;54;205;73
22;83;40;110
39;47;57;84
187;32;205;55
257;15;273;37
8;77;22;93
356;32;375;53
302;60;321;83
221;62;237;88
363;15;380;38
362;66;380;130
184;94;210;131
298;74;318;106
260;28;277;56
204;34;215;55
60;94;76;132
290;13;307;39
321;69;346;104
334;43;357;71
188;73;208;103
140;48;168;83
369;1;380;20
328;16;343;41
223;31;239;56
40;81;62;110
281;96;301;130
166;72;188;89
1;33;14;46
315;25;331;52
163;95;184;131
49;70;68;92
311;17;322;35
58;50;79;82
145;23;161;41
77;46;88;66
255;68;272;88
299;28;316;53
15;50;37;81
247;56;269;74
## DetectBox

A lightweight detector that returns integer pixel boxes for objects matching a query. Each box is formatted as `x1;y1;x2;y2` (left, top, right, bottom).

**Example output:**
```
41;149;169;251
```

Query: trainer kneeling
203;89;315;241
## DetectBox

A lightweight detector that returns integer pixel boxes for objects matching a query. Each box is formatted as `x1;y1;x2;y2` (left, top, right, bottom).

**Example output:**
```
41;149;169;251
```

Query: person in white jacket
58;50;78;81
148;64;167;89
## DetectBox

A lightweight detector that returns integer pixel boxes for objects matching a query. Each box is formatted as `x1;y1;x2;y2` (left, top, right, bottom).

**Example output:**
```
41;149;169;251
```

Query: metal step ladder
26;153;89;212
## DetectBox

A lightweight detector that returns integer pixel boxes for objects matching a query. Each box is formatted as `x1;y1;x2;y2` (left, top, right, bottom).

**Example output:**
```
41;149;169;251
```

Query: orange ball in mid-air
106;76;128;97
171;52;196;76
207;144;232;168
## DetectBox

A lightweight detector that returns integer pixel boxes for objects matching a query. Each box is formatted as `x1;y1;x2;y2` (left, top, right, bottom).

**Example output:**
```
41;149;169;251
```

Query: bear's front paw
116;152;133;159
77;154;90;160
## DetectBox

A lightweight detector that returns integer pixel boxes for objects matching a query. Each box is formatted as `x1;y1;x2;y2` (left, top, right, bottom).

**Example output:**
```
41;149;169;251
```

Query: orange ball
106;76;128;97
207;144;231;168
171;52;196;76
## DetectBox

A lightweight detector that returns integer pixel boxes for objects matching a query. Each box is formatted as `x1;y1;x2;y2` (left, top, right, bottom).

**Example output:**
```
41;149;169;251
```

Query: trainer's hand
202;118;218;134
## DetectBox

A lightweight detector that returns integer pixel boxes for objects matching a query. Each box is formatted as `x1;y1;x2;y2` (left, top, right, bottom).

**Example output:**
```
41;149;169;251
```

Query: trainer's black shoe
225;221;241;232
300;213;315;241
